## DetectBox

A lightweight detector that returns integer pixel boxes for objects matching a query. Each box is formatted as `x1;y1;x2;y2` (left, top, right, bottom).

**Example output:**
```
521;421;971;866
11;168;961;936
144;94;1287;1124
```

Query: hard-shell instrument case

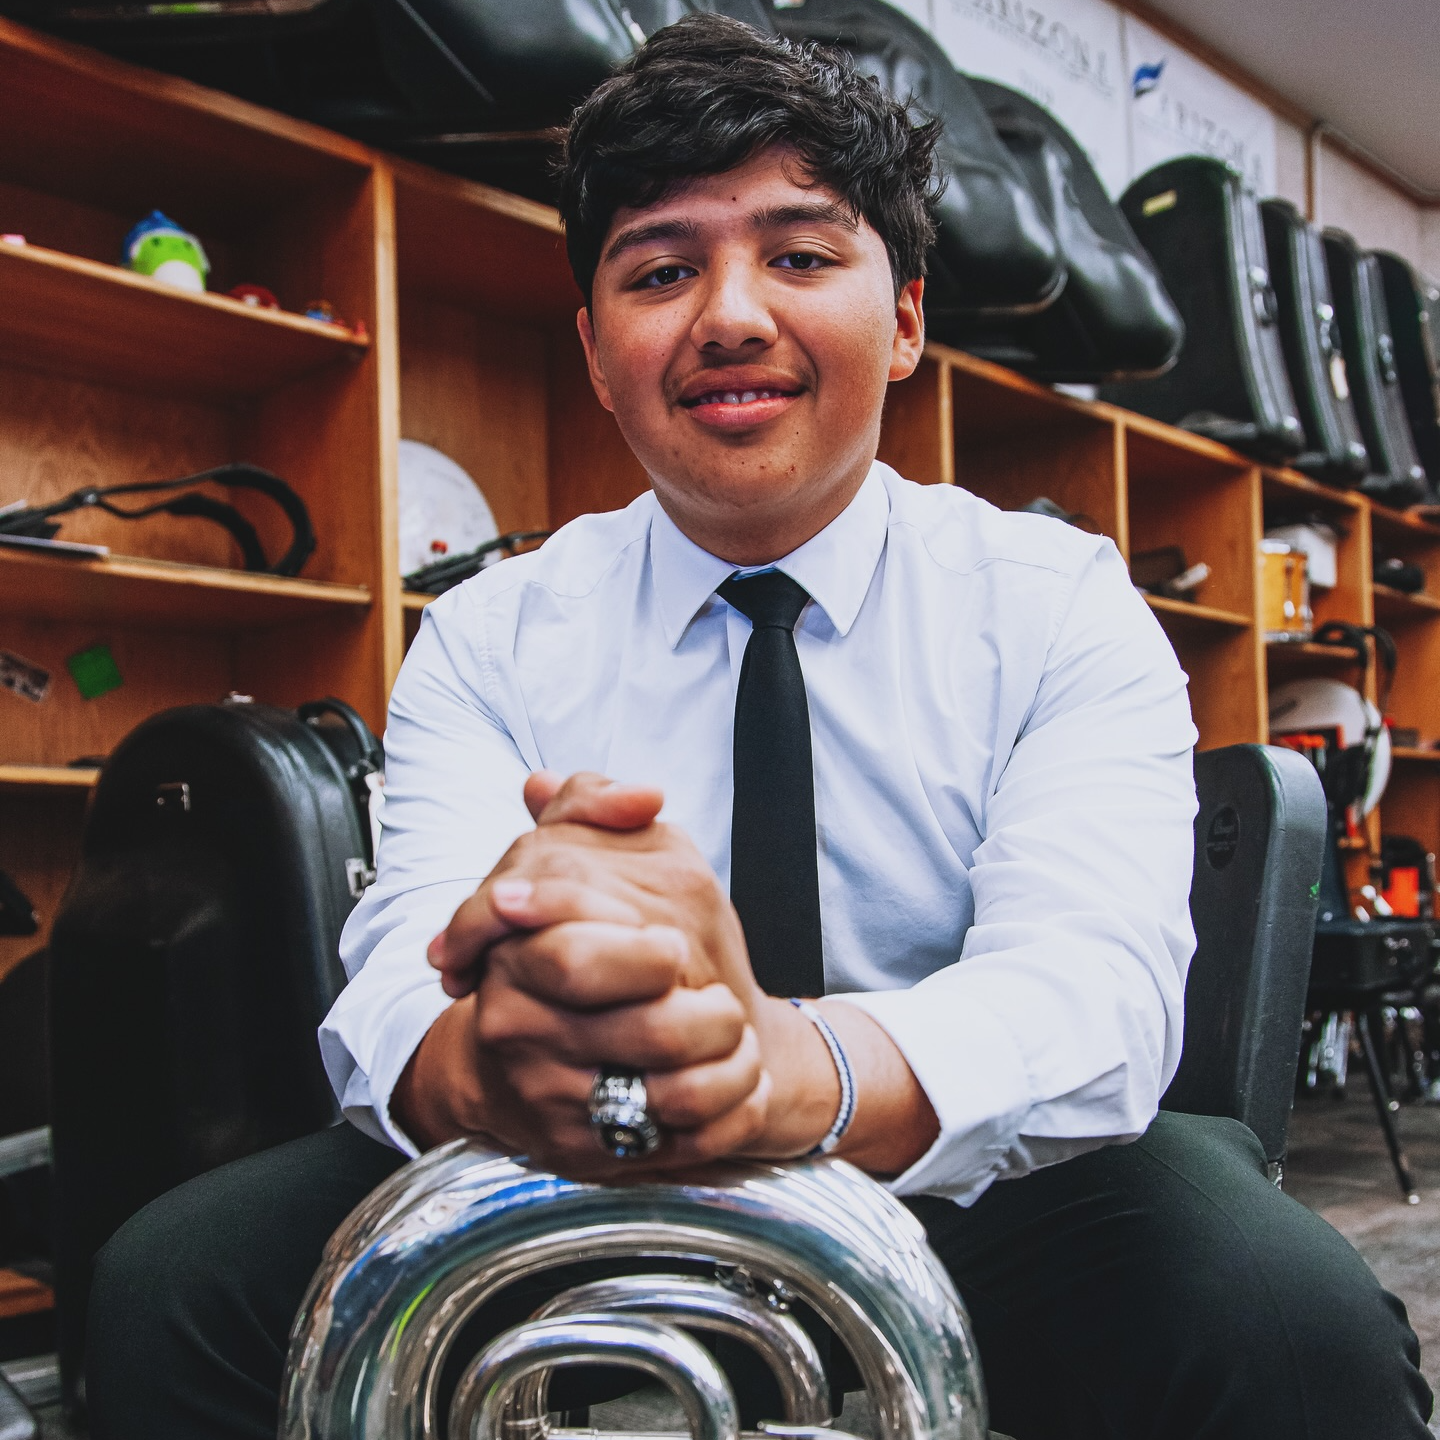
47;696;380;1409
940;77;1183;382
1260;199;1370;485
1100;157;1305;462
1322;228;1429;508
769;0;1064;318
1375;251;1440;501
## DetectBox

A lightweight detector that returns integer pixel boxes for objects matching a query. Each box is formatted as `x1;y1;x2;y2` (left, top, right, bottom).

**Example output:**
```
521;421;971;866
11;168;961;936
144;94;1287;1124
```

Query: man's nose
689;260;779;352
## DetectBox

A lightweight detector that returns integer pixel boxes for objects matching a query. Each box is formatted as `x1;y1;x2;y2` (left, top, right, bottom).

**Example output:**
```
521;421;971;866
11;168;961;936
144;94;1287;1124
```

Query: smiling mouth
680;387;800;408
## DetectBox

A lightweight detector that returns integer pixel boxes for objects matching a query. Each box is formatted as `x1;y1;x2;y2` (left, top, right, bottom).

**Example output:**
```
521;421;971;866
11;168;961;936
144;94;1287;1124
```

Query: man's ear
888;278;926;383
576;307;616;414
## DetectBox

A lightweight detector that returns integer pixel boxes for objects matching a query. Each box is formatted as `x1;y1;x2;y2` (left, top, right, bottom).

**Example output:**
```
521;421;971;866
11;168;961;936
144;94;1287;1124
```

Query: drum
1260;540;1313;642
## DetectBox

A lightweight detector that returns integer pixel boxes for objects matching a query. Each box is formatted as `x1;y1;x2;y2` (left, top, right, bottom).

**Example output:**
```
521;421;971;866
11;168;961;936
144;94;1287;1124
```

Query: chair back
1161;744;1326;1168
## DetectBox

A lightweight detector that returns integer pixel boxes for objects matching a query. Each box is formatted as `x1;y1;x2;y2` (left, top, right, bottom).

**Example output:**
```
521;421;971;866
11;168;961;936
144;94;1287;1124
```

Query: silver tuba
280;1140;988;1440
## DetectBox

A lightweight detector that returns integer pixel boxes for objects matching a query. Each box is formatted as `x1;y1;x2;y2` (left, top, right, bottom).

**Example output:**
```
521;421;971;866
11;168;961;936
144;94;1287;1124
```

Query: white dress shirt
321;462;1198;1204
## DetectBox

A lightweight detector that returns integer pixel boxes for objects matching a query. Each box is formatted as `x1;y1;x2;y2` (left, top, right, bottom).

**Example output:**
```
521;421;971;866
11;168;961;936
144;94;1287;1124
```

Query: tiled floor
1286;1087;1440;1421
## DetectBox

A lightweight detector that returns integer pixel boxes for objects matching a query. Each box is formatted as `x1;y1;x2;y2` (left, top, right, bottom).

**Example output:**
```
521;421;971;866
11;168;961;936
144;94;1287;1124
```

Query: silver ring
589;1068;661;1158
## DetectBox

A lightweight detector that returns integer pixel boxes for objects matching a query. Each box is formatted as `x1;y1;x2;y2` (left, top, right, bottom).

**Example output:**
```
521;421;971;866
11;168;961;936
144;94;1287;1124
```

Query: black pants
86;1112;1432;1440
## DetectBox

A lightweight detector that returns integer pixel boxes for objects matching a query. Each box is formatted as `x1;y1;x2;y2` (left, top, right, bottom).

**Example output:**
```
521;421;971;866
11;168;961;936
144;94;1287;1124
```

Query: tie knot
718;570;811;631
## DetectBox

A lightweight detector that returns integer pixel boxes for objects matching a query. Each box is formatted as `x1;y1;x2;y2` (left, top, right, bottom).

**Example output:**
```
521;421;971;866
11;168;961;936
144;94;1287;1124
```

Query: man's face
577;147;924;563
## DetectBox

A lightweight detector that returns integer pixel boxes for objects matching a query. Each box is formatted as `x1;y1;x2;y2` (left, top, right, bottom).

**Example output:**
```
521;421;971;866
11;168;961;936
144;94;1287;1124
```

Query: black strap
402;530;552;595
718;570;824;999
1311;620;1398;713
0;464;316;577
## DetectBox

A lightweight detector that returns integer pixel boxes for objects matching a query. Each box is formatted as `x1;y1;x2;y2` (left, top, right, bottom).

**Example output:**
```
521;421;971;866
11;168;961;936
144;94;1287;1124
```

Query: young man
89;16;1431;1439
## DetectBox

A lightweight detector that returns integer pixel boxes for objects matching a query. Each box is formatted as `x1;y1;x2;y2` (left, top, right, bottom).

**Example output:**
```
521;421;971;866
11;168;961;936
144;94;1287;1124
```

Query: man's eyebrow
603;217;700;265
750;200;859;233
602;200;860;267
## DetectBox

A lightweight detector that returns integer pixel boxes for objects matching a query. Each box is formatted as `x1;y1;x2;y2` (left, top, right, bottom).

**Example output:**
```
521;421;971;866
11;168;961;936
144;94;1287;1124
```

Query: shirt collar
649;462;892;649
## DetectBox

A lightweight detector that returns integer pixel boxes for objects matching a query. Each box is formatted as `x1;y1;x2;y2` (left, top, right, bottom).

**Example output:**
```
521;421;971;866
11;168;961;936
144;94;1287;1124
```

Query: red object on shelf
1383;867;1421;918
229;282;280;309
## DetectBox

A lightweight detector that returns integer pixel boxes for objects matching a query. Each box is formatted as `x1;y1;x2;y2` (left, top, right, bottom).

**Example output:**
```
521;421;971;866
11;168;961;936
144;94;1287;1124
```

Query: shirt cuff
320;980;454;1157
827;985;1033;1204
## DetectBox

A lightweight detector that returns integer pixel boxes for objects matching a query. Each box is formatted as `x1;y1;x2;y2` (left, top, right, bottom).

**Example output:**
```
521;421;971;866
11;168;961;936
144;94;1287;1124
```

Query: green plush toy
122;210;210;293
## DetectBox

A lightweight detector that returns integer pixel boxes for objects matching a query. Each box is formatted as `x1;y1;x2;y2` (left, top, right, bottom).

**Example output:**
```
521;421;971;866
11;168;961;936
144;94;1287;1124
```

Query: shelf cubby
391;162;647;660
942;347;1126;543
0;240;368;400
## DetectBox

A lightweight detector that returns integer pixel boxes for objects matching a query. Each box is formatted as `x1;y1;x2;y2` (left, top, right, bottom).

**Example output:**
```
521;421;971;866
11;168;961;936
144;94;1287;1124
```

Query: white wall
1315;144;1424;261
882;0;1437;275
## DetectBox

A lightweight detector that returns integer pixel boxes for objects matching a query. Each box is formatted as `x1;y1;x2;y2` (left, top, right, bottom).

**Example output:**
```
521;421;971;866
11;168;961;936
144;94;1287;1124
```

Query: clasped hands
392;770;845;1178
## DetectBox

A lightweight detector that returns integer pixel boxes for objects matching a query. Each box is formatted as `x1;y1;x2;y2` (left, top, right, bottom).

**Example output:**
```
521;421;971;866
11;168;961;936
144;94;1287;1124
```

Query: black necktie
718;570;824;998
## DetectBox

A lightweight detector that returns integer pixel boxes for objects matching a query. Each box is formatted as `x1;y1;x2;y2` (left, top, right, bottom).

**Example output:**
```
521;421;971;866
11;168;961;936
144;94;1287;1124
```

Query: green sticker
67;644;123;700
1310;881;1321;898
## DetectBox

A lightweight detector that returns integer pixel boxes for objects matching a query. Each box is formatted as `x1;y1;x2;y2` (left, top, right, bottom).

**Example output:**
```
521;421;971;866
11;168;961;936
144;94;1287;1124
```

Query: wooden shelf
0;241;369;399
1370;504;1440;539
0;1268;53;1321
1261;468;1366;512
0;763;99;792
401;590;435;612
1266;640;1366;665
1372;583;1440;622
1392;747;1440;764
1144;594;1251;629
0;547;371;630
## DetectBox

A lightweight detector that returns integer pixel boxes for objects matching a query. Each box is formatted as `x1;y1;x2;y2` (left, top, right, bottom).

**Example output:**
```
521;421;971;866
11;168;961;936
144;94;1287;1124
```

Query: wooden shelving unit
5;15;1440;1178
0;765;100;792
0;240;369;399
0;548;372;629
0;17;393;994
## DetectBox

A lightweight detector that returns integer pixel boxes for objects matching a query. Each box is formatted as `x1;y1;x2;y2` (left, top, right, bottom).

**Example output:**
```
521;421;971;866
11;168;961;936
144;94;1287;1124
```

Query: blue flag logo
1133;59;1165;98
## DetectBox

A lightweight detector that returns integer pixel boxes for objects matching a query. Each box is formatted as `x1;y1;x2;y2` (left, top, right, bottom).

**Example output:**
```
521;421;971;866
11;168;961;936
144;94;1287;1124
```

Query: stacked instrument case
47;697;380;1410
937;78;1183;382
1323;229;1430;507
1376;252;1440;498
1260;199;1370;486
1100;157;1305;462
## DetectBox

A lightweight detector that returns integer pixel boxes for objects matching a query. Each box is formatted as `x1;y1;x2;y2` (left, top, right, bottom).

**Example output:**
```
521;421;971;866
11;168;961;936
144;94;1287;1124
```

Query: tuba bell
280;1140;989;1440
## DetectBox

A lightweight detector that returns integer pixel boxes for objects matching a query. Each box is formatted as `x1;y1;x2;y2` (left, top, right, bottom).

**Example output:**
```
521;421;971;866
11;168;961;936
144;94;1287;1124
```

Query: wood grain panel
0;364;241;566
1379;766;1440;876
0;17;370;234
880;356;952;487
546;332;648;526
0;1266;54;1319
399;299;551;536
392;161;580;323
955;419;1125;550
1129;465;1258;619
1164;625;1266;752
0;618;235;769
1385;616;1440;750
232;610;379;730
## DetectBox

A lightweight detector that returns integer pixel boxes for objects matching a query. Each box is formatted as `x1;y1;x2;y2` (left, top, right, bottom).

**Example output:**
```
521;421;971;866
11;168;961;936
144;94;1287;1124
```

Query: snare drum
1260;540;1313;642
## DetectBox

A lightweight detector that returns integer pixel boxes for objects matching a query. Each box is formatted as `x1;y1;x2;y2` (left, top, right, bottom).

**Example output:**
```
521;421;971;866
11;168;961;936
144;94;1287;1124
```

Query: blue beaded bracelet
790;998;857;1156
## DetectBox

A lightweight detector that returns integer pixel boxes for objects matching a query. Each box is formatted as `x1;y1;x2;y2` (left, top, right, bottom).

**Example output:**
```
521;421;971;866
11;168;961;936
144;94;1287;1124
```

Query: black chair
1162;744;1328;1184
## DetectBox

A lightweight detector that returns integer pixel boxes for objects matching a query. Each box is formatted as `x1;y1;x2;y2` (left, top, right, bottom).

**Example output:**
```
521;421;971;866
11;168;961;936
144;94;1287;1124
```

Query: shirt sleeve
831;542;1199;1203
318;587;534;1154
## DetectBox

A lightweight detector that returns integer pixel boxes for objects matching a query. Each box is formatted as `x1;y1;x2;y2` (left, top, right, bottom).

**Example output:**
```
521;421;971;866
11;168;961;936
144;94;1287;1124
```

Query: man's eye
641;264;695;289
774;252;831;272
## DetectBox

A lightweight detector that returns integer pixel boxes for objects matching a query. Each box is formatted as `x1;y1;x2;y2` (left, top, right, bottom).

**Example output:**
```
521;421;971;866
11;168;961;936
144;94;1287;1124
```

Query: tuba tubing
451;1314;741;1440
280;1143;988;1440
507;1275;831;1430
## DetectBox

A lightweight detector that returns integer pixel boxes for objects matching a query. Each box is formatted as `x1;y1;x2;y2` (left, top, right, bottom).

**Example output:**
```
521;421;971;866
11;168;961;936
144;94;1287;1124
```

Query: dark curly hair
558;13;942;304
